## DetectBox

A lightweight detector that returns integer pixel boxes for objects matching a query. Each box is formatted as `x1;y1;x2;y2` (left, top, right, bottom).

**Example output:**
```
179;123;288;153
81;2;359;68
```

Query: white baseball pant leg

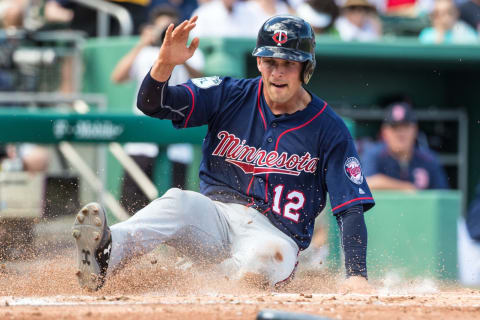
216;202;299;286
108;188;299;286
109;188;231;272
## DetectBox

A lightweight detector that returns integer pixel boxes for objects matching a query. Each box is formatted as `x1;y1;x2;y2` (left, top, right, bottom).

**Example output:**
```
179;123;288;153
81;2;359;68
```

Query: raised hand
151;16;199;82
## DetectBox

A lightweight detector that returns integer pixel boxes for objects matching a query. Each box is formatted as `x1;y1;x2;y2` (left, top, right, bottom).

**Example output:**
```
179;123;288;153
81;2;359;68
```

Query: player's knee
158;188;192;221
163;187;184;200
241;240;297;284
245;241;292;269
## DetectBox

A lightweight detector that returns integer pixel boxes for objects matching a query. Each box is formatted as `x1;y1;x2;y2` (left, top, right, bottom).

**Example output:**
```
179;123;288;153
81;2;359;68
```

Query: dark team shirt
467;183;480;241
138;75;375;250
459;1;480;31
362;142;449;189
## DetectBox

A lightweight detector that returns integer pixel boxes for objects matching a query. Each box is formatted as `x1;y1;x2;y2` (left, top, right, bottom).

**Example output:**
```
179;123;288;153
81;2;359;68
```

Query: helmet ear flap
303;60;315;84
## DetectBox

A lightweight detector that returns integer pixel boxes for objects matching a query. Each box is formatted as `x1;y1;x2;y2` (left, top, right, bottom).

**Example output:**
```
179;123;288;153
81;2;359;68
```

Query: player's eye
264;59;274;66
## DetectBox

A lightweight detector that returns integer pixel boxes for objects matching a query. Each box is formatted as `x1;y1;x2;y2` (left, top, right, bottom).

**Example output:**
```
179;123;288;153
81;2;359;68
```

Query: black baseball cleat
72;202;111;291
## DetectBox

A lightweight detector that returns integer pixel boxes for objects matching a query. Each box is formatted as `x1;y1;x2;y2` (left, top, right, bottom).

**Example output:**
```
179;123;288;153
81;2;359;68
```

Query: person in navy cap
361;102;449;190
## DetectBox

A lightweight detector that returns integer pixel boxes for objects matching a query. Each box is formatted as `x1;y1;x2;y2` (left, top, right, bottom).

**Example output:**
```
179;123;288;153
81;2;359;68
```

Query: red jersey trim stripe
331;197;374;212
257;79;267;130
246;176;255;196
181;84;195;128
274;101;327;151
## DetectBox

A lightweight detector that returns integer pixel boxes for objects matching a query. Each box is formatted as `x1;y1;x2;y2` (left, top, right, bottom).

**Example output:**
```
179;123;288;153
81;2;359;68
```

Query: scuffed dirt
1;246;480;320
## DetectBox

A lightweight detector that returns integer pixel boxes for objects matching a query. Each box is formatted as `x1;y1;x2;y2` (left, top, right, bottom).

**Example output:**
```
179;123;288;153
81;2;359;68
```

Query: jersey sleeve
324;137;375;215
136;73;226;128
172;76;227;128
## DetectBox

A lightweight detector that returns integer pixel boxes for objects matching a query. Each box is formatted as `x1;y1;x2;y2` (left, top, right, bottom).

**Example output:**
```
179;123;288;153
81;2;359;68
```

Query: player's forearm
136;72;190;120
366;174;416;190
150;59;176;82
336;205;368;279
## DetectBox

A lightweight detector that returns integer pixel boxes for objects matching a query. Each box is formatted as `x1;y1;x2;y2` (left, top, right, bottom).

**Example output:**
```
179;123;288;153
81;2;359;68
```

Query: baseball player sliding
72;15;375;293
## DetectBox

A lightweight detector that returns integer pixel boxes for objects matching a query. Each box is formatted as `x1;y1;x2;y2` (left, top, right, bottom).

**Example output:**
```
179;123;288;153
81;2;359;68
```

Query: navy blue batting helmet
252;15;316;84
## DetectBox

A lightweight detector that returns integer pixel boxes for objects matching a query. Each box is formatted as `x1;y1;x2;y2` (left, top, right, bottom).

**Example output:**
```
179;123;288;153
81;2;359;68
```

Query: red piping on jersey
181;84;195;128
262;207;271;215
331;197;374;212
265;175;269;202
246;176;255;196
257;79;267;130
274;101;327;151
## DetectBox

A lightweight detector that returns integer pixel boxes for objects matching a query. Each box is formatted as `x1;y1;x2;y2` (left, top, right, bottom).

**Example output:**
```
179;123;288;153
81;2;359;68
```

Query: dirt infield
1;246;480;320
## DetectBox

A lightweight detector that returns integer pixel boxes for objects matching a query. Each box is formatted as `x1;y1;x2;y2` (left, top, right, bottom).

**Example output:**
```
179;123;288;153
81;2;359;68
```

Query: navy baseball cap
383;102;417;125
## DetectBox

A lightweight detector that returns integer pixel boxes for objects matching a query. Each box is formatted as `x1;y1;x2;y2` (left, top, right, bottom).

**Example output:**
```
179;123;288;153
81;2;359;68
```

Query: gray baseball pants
109;188;299;286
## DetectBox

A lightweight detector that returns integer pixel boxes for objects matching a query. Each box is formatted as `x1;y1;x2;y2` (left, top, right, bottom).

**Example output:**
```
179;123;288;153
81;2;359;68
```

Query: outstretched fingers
173;19;189;36
163;23;175;45
188;37;200;55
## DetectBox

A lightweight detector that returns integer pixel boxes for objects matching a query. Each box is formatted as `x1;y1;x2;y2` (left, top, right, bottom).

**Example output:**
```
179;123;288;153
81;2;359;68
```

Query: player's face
257;57;303;107
382;123;418;156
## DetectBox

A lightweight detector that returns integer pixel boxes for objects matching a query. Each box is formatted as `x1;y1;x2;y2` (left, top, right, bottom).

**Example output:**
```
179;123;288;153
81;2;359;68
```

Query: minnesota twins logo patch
192;76;222;89
344;157;363;185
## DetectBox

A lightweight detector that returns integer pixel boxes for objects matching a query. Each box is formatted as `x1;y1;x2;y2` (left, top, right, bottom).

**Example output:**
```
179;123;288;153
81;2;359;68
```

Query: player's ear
256;57;262;73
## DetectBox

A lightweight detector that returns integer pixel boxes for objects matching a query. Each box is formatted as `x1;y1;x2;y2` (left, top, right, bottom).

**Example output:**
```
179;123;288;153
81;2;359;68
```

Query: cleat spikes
73;202;111;291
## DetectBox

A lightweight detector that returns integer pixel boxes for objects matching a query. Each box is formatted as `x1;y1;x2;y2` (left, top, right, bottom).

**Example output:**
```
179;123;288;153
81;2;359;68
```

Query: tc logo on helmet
272;30;288;46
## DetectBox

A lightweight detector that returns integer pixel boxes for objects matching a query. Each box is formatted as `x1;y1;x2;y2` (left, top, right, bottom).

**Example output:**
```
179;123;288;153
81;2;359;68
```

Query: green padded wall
327;190;461;280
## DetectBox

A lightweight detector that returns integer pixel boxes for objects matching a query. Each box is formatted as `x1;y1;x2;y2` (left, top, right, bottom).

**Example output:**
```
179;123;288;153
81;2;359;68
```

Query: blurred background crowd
0;0;479;286
1;0;479;44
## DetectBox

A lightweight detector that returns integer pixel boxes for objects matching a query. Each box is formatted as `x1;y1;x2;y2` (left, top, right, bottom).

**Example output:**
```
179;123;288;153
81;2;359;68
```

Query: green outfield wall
327;190;461;280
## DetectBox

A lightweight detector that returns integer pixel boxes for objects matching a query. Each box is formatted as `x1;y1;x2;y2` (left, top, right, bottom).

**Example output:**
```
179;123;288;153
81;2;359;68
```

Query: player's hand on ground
157;16;199;68
339;276;375;294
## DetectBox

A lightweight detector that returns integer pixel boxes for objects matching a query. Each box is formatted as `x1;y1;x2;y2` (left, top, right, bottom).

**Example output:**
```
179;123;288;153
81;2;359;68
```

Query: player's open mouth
272;83;287;88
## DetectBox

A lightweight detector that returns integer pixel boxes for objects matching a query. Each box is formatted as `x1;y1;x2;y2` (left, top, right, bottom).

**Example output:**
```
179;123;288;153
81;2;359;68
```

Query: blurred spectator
1;144;49;173
458;0;480;33
0;0;26;29
362;102;449;190
418;0;478;43
295;0;340;35
370;0;434;17
148;0;199;22
189;0;260;38
111;5;204;214
466;183;480;248
458;181;480;286
45;0;150;37
244;0;292;32
335;0;382;41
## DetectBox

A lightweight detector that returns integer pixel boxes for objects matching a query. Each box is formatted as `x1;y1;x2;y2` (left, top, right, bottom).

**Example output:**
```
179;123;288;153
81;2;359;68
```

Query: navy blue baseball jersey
362;142;449;189
138;74;375;250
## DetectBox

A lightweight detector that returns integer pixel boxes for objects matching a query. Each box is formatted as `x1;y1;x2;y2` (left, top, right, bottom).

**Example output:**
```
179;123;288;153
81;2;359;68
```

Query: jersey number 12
272;185;305;223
